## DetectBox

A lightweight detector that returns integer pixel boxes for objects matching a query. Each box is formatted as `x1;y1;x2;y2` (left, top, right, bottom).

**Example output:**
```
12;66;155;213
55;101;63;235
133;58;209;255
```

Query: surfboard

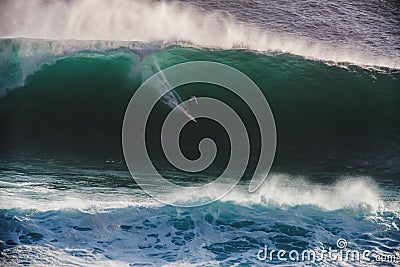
179;106;197;122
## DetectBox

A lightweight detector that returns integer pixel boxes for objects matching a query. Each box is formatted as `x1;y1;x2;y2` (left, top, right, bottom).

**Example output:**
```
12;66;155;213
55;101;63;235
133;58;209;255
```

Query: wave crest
1;0;399;69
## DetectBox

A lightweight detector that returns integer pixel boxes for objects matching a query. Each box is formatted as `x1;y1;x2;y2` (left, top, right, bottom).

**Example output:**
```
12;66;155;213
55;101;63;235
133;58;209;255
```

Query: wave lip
0;0;399;69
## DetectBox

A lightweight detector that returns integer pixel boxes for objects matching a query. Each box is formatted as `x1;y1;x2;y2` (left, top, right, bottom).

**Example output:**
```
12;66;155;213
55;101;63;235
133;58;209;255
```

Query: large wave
0;45;399;177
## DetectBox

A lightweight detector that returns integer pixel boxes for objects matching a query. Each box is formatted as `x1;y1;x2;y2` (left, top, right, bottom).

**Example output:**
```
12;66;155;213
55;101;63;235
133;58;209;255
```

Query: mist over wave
1;1;399;265
0;0;399;69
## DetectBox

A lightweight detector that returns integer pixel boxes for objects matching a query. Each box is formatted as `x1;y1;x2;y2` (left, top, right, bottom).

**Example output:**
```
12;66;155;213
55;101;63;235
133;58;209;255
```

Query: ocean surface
0;0;399;266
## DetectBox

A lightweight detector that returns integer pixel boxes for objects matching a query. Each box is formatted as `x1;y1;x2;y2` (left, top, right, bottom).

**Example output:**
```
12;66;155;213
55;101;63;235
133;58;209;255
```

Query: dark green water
0;0;400;264
0;33;399;267
1;43;399;178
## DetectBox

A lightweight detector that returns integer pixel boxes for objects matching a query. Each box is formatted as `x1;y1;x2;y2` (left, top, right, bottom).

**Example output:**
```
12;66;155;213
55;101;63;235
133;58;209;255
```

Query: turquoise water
0;0;400;265
0;155;399;266
1;38;400;266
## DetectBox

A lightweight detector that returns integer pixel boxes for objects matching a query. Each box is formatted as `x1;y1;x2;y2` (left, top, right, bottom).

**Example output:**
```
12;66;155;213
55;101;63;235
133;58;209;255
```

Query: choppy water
1;156;399;266
182;0;400;59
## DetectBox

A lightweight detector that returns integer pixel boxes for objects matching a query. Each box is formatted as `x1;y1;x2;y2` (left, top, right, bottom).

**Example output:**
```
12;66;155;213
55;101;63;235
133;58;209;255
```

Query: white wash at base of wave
153;174;388;212
0;173;389;213
181;174;387;212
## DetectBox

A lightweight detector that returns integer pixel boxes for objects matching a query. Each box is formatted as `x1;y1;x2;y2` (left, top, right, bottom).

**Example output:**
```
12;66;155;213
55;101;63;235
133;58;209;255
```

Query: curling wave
0;0;399;69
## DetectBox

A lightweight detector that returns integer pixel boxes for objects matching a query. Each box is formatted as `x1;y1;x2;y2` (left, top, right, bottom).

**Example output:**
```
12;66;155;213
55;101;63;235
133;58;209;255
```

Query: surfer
143;57;198;123
177;96;199;122
189;96;198;105
187;95;199;109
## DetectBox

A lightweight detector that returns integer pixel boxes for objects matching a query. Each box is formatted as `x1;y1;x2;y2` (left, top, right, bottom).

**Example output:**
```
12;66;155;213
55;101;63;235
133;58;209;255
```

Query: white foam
0;186;160;212
0;245;130;267
1;0;399;69
163;174;386;212
225;175;384;212
0;168;391;213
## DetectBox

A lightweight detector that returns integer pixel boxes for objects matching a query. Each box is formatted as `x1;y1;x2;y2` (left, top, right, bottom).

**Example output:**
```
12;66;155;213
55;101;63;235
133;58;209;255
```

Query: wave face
1;1;400;265
0;0;399;68
1;39;399;178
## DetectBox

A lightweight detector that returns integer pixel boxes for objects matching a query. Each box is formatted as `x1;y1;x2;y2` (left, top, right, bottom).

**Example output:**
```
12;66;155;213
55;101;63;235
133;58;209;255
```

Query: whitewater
0;0;399;266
